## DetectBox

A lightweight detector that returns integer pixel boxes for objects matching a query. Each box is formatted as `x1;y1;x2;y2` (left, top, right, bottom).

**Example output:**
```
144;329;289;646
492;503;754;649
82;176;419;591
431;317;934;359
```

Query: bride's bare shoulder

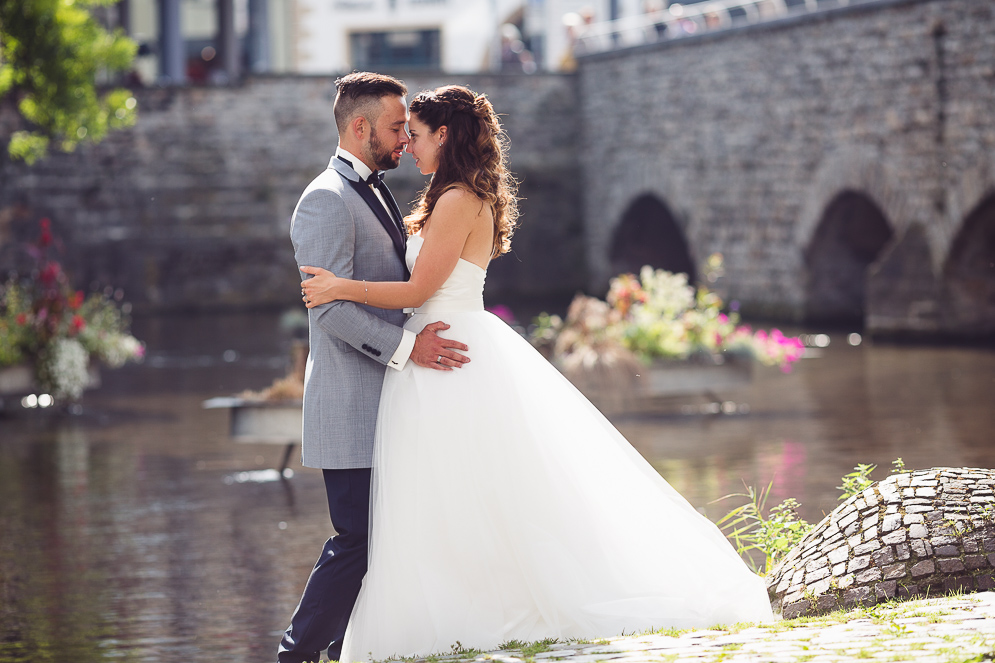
435;186;491;221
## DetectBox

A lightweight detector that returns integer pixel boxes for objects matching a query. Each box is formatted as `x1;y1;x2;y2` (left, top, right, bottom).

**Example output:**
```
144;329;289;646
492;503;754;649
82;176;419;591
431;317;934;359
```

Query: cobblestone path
411;592;995;663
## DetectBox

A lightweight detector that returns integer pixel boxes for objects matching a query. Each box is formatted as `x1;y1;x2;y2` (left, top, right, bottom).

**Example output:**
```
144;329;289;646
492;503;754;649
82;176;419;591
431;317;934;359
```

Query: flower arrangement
0;219;145;401
530;254;804;372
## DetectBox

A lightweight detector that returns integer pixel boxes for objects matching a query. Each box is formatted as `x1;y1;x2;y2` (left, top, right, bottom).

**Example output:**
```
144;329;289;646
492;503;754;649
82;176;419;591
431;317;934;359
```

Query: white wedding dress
340;236;773;663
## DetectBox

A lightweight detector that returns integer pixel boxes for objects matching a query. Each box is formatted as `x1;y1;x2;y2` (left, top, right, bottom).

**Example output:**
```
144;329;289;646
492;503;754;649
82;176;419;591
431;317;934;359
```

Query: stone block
882;529;908;545
808;578;832;597
806;566;830;584
906;506;935;513
872;547;895;567
848;555;870;573
964;555;987;570
855;567;883;584
863;527;878;542
931;535;958;546
903;514;925;525
828;546;850;565
805;557;828;572
782;600;811;620
875;580;898;599
783;590;806;605
897;582;919;598
838;511;859;529
977;574;995;591
911;560;935;577
854;539;881;555
843;586;872;607
909;524;929;539
938;558;966;573
895;542;911;560
832;562;848;577
881;514;902;532
816;593;838;612
882;563;907;580
839;574;855;590
943;575;973;592
935;545;960;556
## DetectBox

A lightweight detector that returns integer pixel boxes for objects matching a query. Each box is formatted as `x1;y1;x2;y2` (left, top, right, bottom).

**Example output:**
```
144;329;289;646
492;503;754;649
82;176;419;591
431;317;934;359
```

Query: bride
300;85;773;663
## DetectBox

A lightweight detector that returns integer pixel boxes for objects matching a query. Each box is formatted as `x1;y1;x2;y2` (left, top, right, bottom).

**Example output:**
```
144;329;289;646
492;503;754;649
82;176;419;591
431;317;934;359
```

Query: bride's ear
437;126;448;145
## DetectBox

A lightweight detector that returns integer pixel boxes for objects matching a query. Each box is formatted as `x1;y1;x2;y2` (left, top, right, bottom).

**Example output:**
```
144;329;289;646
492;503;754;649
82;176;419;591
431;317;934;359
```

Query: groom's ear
350;115;368;141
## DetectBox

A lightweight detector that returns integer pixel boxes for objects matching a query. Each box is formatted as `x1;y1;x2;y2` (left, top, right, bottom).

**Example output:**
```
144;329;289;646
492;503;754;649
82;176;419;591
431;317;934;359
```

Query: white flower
48;338;90;401
100;333;144;368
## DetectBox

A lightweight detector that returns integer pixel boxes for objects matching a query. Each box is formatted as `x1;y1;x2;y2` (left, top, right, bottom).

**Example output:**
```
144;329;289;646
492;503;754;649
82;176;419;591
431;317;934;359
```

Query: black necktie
365;170;385;188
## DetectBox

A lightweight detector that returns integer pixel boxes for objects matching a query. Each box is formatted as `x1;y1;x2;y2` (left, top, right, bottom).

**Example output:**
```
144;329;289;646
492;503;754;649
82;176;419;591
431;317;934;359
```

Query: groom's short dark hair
334;72;407;133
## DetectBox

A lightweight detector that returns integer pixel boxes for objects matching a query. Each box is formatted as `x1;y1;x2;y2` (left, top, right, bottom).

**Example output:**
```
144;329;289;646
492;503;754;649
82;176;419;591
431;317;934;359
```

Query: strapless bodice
406;235;486;314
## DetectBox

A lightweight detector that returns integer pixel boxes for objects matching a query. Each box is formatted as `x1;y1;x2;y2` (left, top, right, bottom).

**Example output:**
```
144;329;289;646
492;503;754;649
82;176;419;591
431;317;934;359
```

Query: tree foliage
0;0;138;164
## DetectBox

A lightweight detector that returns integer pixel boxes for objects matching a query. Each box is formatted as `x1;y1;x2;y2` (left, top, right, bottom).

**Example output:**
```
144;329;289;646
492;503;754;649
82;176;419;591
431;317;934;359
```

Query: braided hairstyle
406;85;519;256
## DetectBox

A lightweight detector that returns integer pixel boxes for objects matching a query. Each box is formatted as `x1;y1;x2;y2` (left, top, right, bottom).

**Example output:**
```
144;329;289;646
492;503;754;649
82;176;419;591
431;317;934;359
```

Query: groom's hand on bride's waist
411;322;470;371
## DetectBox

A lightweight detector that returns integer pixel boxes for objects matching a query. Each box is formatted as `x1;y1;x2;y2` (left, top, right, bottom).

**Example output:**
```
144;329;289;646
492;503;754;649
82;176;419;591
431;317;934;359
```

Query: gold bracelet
364;280;368;305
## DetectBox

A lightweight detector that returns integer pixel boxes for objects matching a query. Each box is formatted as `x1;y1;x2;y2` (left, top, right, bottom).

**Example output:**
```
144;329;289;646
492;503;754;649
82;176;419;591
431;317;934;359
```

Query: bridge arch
941;191;995;337
608;194;696;281
804;190;894;326
796;144;916;260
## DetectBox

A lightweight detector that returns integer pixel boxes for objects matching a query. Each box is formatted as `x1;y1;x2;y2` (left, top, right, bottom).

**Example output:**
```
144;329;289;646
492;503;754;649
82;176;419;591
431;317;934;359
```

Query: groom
279;72;469;663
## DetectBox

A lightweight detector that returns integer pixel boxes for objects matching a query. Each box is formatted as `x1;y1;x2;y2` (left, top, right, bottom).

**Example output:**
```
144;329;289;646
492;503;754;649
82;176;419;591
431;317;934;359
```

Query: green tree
0;0;138;164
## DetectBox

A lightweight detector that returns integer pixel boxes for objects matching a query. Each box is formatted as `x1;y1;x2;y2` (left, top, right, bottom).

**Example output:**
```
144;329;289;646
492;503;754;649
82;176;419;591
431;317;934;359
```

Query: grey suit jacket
290;156;409;469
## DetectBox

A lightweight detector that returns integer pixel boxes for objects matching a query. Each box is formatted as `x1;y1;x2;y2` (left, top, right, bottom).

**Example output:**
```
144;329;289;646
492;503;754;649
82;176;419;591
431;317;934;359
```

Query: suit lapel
331;158;408;267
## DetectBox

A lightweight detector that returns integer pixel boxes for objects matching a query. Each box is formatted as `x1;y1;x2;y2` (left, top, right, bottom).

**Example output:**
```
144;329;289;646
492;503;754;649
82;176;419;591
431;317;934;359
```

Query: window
350;29;441;69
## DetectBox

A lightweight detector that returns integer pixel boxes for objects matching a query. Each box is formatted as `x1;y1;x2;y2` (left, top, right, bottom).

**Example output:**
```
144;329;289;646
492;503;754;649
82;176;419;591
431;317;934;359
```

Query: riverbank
415;592;995;663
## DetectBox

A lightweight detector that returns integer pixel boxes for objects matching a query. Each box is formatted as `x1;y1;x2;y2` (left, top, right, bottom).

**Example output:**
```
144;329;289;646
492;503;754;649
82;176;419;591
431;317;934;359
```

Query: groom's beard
368;127;401;170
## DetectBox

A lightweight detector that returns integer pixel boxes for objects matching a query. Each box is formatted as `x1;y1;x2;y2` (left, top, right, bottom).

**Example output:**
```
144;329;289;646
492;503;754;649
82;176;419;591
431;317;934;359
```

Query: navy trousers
278;468;371;663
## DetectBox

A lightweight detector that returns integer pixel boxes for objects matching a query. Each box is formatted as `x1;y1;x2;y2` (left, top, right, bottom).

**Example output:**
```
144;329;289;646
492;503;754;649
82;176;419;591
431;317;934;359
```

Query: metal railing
574;0;877;55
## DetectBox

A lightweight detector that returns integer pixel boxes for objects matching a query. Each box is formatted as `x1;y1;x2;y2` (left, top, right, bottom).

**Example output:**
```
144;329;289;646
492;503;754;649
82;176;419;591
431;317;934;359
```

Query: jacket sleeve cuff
387;329;416;371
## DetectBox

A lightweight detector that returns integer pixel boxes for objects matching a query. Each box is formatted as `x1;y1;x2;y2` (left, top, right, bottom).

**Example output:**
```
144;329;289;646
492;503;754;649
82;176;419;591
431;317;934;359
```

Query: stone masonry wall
578;0;995;333
767;467;995;619
0;74;584;315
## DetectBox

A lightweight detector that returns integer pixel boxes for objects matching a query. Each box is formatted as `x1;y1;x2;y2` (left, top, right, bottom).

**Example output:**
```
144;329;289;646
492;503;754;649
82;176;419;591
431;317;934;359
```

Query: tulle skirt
340;310;773;663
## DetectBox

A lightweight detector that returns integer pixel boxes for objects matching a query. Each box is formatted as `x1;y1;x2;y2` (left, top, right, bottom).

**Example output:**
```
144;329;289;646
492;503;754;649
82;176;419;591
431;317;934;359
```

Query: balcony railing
574;0;879;56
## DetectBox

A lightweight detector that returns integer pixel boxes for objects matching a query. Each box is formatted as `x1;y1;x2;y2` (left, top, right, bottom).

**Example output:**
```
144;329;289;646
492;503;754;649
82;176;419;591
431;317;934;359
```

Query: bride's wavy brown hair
406;85;519;256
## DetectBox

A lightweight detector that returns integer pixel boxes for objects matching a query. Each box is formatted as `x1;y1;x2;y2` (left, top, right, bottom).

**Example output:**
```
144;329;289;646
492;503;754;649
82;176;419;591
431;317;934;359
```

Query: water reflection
0;313;993;662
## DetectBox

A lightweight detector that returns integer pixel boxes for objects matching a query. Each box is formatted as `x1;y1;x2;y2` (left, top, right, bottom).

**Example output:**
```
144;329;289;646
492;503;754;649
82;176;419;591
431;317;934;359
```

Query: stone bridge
578;0;995;338
1;0;992;338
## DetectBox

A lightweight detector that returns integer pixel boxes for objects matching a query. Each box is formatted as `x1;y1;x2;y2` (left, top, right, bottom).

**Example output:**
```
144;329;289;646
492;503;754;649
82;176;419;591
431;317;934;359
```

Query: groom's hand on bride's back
411;322;470;371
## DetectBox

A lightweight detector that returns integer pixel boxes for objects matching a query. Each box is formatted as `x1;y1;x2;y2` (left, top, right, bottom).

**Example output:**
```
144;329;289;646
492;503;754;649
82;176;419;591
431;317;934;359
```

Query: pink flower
15;313;27;325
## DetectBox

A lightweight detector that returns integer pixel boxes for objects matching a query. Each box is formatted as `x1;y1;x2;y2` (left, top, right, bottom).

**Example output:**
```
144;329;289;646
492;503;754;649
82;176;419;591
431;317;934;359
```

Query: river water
1;313;992;662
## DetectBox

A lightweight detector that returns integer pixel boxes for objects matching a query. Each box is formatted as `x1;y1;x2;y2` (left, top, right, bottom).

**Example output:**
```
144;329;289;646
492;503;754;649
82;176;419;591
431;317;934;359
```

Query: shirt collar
335;147;374;181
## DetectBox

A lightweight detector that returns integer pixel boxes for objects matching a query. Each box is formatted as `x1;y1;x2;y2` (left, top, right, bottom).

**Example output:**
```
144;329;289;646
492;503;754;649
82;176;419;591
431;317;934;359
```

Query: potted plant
0;219;144;403
529;254;804;406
